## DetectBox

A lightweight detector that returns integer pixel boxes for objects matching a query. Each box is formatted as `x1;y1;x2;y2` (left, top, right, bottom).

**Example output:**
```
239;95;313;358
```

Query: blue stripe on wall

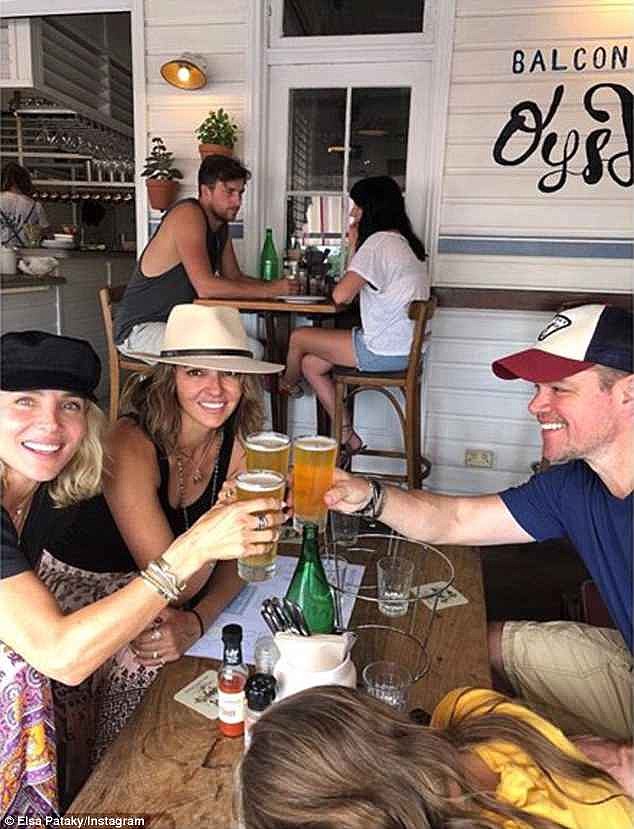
438;236;633;259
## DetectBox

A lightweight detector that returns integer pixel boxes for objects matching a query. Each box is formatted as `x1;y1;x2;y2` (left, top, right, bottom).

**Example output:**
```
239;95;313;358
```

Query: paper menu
186;555;365;664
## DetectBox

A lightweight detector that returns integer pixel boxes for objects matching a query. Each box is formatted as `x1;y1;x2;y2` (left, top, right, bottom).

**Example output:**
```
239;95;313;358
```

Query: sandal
279;381;305;400
338;435;367;471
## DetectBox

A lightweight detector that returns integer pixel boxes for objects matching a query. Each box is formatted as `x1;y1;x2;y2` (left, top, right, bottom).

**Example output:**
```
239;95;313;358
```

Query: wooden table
69;541;490;827
194;297;343;434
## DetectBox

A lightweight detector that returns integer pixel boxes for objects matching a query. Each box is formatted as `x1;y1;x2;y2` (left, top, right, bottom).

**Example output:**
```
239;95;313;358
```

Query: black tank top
114;198;229;343
45;417;236;573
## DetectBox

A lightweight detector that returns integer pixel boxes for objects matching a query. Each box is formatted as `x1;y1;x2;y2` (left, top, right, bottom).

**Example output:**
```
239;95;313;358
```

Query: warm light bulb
177;64;191;83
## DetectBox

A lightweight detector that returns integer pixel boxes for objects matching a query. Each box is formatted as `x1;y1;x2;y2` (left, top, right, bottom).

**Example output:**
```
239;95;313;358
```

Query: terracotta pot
146;179;179;211
198;143;234;160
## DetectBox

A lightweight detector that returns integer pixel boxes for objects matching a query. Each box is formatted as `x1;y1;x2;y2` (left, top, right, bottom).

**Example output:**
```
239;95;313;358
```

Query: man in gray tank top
115;156;296;361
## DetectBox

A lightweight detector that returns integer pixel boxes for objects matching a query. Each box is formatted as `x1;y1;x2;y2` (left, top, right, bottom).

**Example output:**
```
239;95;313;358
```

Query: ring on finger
152;650;158;660
256;513;268;531
151;628;161;641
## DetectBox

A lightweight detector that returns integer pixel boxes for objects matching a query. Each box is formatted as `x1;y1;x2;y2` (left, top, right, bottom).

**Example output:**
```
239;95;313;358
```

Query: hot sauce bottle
218;624;248;737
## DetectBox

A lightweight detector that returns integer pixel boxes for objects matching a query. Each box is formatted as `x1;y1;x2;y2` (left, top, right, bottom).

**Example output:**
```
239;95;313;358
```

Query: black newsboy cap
1;330;101;401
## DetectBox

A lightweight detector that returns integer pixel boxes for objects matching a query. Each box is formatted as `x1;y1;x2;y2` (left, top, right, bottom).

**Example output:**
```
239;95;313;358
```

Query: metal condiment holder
323;529;455;685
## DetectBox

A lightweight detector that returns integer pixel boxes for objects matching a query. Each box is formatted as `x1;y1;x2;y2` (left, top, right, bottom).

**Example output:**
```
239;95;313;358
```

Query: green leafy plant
140;137;183;181
195;108;238;147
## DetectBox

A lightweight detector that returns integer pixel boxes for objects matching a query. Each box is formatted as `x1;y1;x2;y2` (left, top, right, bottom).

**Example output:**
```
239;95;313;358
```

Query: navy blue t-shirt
500;461;632;651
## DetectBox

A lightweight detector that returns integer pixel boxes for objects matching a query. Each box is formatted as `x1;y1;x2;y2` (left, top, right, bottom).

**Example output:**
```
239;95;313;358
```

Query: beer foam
237;471;285;492
294;435;337;452
245;432;290;451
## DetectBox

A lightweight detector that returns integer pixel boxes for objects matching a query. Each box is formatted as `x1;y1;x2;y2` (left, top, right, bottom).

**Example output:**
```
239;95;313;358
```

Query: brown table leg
265;312;289;434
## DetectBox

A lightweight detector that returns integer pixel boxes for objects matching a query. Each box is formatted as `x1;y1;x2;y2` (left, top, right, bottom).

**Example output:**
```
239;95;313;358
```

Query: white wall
435;0;633;292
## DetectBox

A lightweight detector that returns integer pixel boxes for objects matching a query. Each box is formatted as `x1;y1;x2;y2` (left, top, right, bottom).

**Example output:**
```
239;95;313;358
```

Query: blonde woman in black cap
0;330;285;822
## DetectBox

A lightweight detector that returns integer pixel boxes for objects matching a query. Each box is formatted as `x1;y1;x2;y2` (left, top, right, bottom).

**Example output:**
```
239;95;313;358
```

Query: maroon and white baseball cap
492;304;633;383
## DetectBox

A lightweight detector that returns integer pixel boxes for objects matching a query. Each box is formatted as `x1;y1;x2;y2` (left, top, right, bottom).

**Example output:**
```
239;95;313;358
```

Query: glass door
266;62;431;277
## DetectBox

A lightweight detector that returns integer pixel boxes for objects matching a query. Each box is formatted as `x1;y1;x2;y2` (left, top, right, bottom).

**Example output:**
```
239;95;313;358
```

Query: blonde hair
0;400;105;508
119;365;264;455
240;686;627;829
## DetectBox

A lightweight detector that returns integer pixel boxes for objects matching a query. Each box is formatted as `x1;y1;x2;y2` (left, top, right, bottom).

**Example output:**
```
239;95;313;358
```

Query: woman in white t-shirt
280;176;430;464
0;163;49;247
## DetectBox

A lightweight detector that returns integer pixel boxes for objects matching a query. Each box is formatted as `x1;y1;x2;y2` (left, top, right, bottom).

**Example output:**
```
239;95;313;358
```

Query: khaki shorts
502;620;633;739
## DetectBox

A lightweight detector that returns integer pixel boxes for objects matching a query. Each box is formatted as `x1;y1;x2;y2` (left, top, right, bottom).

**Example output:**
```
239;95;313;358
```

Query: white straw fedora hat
127;304;284;374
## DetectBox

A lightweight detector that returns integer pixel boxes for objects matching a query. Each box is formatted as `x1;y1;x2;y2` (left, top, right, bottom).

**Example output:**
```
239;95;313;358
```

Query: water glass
377;555;415;617
330;511;360;546
362;661;412;711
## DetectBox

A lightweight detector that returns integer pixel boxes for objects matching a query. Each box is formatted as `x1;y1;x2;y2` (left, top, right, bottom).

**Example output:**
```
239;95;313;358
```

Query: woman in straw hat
34;305;285;795
0;329;284;822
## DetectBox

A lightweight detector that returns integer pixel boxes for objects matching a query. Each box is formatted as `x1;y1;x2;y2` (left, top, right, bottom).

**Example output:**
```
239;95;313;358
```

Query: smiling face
0;389;87;486
174;366;243;435
527;367;625;464
200;177;245;225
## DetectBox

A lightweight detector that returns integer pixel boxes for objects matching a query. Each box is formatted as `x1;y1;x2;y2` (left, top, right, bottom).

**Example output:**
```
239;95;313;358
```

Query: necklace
173;430;223;523
6;486;38;534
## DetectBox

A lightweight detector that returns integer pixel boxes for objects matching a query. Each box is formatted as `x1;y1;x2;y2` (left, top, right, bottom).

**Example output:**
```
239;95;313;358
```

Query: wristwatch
352;477;386;520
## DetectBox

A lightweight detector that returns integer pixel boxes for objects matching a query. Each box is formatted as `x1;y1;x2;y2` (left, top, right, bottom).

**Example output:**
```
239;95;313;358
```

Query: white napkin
274;632;355;672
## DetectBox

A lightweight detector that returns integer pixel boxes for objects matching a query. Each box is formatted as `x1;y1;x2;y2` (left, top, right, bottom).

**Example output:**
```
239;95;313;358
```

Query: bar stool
332;296;436;490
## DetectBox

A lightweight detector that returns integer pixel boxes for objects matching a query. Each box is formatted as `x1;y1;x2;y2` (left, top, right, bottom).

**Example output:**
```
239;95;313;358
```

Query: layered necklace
173;430;223;529
6;485;38;536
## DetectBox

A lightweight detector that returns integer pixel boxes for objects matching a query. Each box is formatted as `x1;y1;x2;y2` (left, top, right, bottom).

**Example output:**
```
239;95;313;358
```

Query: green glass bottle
285;523;335;634
259;227;279;281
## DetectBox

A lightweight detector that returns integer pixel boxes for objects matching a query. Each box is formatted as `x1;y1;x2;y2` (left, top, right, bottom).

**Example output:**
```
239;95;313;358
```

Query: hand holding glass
236;470;286;582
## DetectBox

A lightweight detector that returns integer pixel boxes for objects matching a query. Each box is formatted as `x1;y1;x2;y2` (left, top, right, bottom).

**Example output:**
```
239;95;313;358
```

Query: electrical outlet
465;449;494;468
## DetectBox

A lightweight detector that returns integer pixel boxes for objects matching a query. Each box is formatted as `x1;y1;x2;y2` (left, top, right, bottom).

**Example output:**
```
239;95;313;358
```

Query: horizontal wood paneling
439;0;633;294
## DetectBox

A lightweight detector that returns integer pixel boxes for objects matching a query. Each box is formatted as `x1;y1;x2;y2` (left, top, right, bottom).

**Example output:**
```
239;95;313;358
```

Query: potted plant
195;108;238;159
141;136;183;210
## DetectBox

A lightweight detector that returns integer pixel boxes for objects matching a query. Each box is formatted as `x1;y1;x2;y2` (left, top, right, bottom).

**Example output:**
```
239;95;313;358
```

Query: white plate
42;239;76;250
277;295;328;304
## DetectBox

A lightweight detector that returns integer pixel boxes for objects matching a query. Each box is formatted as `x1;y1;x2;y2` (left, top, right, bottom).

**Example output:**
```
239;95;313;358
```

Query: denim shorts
352;327;408;372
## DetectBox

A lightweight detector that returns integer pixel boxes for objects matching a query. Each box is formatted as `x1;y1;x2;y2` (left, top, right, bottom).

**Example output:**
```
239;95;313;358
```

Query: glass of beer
245;431;291;475
236;470;286;582
292;435;337;532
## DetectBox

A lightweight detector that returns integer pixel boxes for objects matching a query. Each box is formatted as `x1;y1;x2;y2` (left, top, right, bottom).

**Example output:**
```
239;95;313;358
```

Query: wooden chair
98;285;150;422
332;296;437;489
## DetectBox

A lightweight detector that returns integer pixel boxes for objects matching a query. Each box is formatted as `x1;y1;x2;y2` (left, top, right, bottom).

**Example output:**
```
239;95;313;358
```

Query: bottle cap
245;673;277;711
222;623;243;645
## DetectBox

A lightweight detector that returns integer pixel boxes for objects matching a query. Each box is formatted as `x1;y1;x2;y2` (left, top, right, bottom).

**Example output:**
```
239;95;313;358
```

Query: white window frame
265;63;432;265
268;0;436;58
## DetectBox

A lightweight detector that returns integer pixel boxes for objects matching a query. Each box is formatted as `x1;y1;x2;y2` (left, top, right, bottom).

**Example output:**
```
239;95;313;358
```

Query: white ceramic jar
0;247;17;274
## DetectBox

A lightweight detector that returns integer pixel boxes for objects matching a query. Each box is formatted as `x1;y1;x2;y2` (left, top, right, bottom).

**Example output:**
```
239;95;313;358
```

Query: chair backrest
98;284;148;421
406;295;437;385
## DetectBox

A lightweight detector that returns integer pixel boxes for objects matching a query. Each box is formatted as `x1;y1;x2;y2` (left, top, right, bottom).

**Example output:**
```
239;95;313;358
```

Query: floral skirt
0;642;58;821
37;551;160;802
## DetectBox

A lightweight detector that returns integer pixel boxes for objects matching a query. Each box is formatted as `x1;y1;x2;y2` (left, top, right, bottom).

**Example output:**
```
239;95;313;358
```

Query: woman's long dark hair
239;686;628;829
1;162;34;196
350;175;426;261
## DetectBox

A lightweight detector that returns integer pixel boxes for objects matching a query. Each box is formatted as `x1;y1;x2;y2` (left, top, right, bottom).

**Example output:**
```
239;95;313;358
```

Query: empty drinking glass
362;661;412;711
377;555;415;617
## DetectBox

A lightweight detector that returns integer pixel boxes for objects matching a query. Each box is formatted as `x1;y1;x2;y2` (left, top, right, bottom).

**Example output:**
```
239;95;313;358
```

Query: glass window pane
348;87;410;189
286;195;346;277
283;1;424;36
288;89;346;191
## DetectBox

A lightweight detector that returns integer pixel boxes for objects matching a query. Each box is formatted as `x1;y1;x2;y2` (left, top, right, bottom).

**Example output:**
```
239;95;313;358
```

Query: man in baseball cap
326;304;633;755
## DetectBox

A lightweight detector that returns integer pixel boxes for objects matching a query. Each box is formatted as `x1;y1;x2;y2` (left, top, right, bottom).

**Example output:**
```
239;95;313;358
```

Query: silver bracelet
139;569;178;602
147;556;187;598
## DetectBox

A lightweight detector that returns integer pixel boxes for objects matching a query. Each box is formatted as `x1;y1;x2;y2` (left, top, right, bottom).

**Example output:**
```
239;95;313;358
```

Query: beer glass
245;431;291;475
236;470;286;582
292;435;337;532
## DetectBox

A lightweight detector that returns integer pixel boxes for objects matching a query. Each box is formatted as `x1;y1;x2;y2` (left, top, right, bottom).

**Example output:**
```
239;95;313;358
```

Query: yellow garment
431;688;632;829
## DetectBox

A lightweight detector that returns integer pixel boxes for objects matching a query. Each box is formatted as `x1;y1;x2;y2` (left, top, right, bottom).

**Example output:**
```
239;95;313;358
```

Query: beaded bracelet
189;608;205;638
